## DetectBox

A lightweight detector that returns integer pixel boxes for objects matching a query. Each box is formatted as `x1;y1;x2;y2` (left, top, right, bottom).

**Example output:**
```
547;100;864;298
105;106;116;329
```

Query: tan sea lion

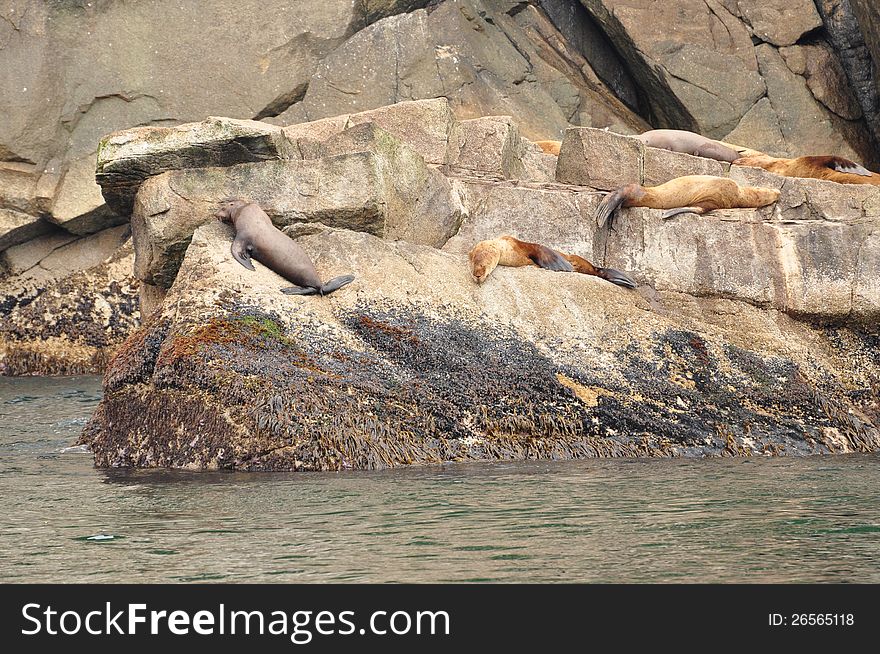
214;198;354;296
469;235;636;288
733;154;880;185
596;175;780;228
635;129;741;163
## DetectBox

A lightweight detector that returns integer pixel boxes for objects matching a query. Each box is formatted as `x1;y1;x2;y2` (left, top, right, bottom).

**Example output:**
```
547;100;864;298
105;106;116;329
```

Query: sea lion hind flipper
829;157;872;177
231;240;256;271
661;206;705;220
598;267;638;289
281;285;318;295
320;274;355;295
597;188;627;229
528;245;574;272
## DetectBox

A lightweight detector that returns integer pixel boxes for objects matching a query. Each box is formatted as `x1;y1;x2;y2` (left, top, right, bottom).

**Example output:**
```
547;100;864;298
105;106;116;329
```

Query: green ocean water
1;375;878;583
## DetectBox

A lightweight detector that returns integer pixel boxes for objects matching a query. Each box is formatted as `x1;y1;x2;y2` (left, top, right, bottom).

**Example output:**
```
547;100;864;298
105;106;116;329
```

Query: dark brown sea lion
468;235;636;288
733;154;880;185
214;198;354;296
596;175;780;228
635;129;741;163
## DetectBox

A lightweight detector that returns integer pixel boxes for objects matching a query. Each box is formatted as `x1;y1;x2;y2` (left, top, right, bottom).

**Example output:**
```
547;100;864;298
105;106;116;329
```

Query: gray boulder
79;221;880;469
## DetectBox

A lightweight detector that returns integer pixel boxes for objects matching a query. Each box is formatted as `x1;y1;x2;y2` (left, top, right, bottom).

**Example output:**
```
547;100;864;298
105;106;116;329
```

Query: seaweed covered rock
0;225;139;375
80;221;880;469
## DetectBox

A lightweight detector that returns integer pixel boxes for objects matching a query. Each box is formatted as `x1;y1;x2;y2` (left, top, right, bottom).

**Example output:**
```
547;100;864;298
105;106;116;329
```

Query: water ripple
1;376;880;582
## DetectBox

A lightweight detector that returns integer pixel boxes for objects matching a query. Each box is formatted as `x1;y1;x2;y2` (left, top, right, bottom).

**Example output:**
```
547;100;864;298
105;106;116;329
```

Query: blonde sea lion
635;129;741;163
596;175;780;228
733;154;880;185
469;235;636;288
214;198;354;296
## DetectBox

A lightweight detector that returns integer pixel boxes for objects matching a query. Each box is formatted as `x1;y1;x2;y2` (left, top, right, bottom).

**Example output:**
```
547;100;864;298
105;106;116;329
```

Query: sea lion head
214;198;249;224
468;241;500;284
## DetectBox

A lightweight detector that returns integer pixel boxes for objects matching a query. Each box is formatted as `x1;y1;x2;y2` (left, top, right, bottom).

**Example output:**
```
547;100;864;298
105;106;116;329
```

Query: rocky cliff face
78;99;880;469
3;0;880;381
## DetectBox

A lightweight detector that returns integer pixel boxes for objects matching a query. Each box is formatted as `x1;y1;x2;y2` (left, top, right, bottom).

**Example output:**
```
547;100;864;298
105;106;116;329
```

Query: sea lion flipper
596;186;635;229
231;240;256;271
661;206;705;220
598;267;638;289
281;285;319;295
528;245;574;272
829;157;872;177
320;275;355;295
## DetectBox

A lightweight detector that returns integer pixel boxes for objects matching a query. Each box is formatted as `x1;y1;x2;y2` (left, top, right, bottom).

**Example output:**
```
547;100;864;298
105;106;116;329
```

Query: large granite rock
96;117;296;217
0;225;138;375
0;0;442;248
273;0;646;140
851;0;880;76
76;105;880;468
578;0;874;162
129;131;462;289
754;44;867;162
818;0;880;154
97;100;456;217
79;221;880;469
552;126;880;322
735;1;822;47
779;43;863;121
0;208;53;252
578;0;762;137
8;0;879;270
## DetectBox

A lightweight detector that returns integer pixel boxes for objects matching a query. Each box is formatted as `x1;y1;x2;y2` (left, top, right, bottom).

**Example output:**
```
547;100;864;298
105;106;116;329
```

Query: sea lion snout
469;246;497;284
215;198;248;223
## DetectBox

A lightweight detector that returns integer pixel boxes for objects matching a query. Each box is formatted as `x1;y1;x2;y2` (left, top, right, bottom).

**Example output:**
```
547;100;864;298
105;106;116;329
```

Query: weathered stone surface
723;98;787;157
132;156;383;288
736;1;823;47
362;1;432;25
556;125;728;188
132;139;461;288
280;115;351;147
314;123;464;246
343;99;456;166
0;227;138;376
853;230;880;318
556;126;641;189
50;154;127;235
0;163;55;217
821;0;880;153
1;0;402;249
851;0;880;78
519;140;558;183
445;116;527;179
281;0;644;142
0;228;77;277
96;117;295;216
96;100;457;221
779;44;862;121
0;0;361;166
536;0;642;113
138;282;167;320
444;166;880;324
754;44;868;161
578;0;762;138
0;209;53;253
279;99;459;167
79;221;880;469
1;224;133;292
642;148;727;187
